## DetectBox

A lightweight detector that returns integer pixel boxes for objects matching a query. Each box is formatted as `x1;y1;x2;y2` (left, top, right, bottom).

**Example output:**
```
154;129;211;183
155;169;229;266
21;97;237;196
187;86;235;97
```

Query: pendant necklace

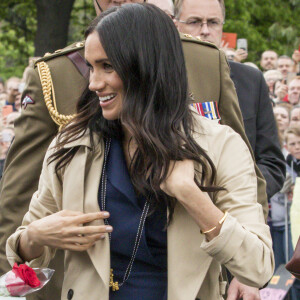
100;138;150;291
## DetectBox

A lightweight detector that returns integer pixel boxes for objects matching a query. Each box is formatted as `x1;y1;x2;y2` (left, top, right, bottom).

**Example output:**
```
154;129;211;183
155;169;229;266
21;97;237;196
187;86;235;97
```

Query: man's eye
187;19;199;25
209;20;219;25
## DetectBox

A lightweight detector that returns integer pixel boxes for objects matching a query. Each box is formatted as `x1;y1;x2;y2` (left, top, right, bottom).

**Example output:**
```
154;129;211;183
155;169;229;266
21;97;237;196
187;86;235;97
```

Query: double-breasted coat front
7;114;274;300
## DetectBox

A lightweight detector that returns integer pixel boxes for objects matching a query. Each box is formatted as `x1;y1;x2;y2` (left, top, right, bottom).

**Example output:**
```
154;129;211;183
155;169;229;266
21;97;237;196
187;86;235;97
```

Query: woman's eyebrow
85;58;109;65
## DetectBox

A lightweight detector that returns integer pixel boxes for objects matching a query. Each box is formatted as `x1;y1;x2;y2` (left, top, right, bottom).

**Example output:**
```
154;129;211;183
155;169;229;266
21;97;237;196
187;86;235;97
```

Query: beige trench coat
7;114;274;300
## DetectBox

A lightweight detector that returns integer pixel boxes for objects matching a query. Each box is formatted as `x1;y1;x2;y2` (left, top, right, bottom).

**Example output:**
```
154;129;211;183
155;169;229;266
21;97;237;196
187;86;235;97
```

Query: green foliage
1;0;299;80
224;0;300;66
68;0;96;43
0;0;36;80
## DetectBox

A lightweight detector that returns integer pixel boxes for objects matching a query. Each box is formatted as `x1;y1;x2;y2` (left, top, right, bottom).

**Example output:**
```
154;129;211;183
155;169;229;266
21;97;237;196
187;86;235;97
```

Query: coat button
67;289;74;300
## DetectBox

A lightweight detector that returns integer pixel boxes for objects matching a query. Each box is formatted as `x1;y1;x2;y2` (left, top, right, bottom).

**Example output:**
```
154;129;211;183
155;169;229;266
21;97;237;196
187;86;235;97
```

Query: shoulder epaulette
179;33;219;50
34;42;85;128
34;41;85;66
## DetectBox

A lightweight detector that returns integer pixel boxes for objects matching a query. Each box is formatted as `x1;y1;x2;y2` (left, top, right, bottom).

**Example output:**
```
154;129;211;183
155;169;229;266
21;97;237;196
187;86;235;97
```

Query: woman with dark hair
7;4;273;300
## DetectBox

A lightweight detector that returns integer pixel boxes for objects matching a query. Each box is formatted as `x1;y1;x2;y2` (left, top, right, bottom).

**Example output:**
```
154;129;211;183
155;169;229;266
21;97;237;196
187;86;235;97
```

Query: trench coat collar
62;129;96;149
64;121;213;298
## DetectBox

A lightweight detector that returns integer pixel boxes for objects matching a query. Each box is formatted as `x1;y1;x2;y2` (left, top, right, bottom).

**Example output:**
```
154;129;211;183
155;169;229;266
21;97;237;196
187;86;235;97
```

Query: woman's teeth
99;94;115;102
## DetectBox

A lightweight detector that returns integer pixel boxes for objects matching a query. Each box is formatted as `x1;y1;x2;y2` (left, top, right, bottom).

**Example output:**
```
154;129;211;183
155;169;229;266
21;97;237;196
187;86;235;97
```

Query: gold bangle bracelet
200;211;228;234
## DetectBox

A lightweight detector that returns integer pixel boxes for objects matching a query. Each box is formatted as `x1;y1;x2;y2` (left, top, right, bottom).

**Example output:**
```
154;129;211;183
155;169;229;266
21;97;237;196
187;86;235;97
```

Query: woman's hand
160;159;224;241
24;210;112;252
160;159;196;199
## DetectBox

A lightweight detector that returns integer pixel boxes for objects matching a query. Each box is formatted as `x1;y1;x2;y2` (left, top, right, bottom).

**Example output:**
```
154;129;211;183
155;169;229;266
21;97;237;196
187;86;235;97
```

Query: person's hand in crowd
234;49;248;62
14;93;22;111
227;277;261;300
7;84;20;105
220;40;229;50
274;81;288;101
292;50;300;64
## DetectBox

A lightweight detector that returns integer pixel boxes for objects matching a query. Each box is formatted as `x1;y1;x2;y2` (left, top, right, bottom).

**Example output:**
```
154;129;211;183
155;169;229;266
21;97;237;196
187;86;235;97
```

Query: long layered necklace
100;138;150;291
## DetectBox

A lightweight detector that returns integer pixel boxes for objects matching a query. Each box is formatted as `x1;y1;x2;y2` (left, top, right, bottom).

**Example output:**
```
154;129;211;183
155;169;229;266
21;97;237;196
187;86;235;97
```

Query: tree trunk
34;0;75;56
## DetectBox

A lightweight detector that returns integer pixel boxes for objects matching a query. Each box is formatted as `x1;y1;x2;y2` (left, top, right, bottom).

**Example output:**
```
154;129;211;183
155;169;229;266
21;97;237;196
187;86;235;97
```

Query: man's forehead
278;58;292;65
148;0;173;13
290;80;300;87
263;52;277;58
180;0;223;17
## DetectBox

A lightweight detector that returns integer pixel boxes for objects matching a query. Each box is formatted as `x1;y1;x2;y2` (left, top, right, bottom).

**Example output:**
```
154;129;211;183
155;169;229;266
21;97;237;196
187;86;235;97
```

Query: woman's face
273;107;289;133
290;108;300;127
85;32;124;121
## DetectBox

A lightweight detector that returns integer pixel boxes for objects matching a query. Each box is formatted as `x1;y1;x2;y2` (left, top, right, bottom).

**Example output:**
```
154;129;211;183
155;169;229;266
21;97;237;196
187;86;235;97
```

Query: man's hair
5;77;21;88
174;0;225;19
261;50;278;59
278;55;293;63
285;126;300;142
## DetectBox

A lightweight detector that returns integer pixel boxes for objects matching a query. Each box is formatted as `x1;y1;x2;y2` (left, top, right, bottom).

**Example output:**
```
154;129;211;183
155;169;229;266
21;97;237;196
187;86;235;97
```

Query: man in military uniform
0;1;269;299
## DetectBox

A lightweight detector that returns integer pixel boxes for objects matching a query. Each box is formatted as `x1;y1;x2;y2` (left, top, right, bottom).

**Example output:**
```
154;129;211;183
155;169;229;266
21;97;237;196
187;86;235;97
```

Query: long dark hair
49;3;223;221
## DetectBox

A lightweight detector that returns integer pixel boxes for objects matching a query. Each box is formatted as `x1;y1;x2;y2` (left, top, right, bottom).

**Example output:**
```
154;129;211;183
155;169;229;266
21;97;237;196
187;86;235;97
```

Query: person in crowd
275;76;300;104
223;48;236;61
6;5;274;300
5;77;21;112
174;0;285;203
273;102;292;156
284;76;300;105
0;78;5;93
277;55;294;79
290;105;300;127
0;127;14;177
0;1;265;300
233;48;248;63
260;50;278;71
274;79;289;103
292;49;300;74
263;69;283;102
147;0;174;17
243;62;259;70
0;92;8;107
5;112;21;128
272;126;300;300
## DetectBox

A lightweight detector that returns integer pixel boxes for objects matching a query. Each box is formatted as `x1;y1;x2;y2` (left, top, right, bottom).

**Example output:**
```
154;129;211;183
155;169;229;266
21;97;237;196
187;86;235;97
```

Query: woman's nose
89;73;105;92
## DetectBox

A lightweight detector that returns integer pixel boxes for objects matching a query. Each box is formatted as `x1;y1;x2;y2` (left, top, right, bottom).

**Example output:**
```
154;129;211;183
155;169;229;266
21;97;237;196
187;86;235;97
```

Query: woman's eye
104;63;113;71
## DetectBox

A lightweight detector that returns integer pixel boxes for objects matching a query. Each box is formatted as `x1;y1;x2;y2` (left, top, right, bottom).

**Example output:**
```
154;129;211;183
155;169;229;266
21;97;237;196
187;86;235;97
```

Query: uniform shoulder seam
34;41;85;66
180;33;219;50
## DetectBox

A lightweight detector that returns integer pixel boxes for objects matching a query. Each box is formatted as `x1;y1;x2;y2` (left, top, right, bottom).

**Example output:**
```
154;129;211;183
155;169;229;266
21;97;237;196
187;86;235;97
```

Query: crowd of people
0;76;22;175
0;0;299;300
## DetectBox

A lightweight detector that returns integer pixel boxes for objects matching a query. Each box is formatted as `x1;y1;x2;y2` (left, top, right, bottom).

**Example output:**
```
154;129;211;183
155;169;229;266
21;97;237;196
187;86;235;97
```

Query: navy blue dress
98;138;167;300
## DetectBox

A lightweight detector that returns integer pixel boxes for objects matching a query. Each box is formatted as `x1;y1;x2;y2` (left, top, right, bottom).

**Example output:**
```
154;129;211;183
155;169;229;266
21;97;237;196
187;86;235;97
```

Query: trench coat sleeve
217;51;268;220
199;123;274;288
6;142;61;269
0;66;58;274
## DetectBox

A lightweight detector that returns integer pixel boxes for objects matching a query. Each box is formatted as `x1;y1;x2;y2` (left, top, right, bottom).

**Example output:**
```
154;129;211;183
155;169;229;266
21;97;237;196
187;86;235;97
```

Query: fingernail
106;226;113;232
102;212;109;217
100;235;105;239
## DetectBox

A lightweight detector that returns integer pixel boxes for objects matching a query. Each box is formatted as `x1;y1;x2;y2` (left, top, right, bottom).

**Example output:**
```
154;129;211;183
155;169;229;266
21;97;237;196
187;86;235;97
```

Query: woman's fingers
72;211;110;225
65;233;105;245
75;225;113;235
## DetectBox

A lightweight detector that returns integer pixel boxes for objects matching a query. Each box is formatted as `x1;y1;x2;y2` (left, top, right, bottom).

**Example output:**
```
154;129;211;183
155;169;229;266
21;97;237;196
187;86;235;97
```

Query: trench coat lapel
64;134;110;291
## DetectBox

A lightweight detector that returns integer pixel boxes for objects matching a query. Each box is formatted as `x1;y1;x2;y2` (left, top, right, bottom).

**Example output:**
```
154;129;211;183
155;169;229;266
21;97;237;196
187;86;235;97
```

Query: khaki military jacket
0;36;267;299
7;114;274;300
